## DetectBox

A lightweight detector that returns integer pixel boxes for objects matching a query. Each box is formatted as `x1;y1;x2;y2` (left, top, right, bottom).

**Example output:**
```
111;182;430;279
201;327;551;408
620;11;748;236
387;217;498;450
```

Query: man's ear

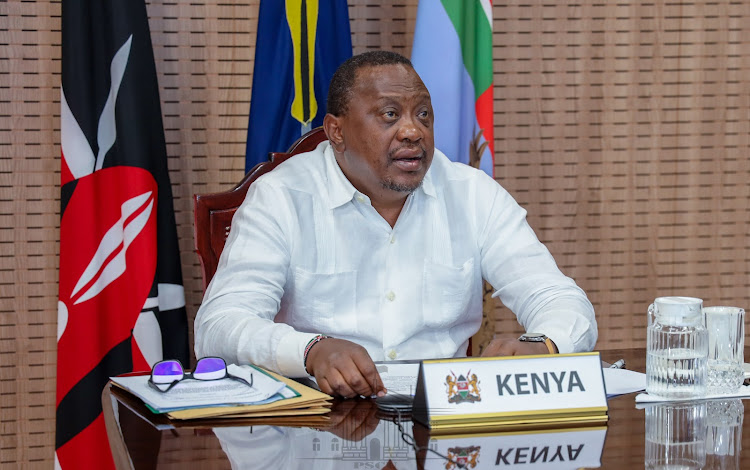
323;113;345;153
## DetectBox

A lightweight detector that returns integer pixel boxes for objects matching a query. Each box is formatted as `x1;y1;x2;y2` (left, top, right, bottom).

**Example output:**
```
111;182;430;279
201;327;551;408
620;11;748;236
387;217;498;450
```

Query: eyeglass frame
148;356;253;393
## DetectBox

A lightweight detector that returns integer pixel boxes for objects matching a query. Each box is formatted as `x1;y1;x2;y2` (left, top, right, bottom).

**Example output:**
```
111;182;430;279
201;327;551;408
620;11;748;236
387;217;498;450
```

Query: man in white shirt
195;51;597;399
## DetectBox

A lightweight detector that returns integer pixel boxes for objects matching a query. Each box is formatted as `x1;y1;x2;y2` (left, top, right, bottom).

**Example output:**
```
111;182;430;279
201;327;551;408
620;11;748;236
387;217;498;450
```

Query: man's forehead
355;64;427;93
353;64;430;98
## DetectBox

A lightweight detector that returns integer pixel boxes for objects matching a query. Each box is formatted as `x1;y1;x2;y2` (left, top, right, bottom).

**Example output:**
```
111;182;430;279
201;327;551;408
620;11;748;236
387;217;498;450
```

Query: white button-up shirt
195;141;597;377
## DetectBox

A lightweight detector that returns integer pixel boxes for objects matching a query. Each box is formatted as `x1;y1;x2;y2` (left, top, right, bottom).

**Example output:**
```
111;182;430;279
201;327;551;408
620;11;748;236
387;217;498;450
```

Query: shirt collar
323;142;438;209
420;162;437;199
323;142;360;209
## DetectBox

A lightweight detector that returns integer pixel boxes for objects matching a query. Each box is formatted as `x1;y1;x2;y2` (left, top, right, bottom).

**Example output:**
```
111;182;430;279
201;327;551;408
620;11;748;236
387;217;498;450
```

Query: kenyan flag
412;0;494;176
57;0;189;467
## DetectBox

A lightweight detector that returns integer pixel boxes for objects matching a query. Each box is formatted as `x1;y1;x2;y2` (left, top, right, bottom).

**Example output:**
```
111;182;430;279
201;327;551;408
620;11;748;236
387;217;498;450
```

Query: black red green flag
57;0;189;467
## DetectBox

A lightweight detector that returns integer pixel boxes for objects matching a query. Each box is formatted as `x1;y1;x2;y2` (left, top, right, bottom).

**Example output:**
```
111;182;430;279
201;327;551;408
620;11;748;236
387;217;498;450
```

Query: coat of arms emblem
445;371;481;403
446;445;480;469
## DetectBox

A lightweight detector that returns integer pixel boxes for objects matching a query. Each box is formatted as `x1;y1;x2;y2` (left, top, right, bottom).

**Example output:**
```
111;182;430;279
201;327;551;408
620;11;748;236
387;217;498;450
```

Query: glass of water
704;306;745;395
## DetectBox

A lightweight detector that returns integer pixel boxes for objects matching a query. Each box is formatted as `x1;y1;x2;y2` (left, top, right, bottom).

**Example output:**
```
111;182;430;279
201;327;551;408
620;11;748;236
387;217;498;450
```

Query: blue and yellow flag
246;0;352;171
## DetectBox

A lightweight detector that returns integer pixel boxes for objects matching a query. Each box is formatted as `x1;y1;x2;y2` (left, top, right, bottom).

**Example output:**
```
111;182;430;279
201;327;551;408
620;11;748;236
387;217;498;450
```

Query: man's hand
480;335;556;357
305;338;386;398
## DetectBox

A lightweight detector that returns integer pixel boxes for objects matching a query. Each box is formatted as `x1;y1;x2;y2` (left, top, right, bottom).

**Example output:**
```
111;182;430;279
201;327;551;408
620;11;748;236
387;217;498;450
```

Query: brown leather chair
193;127;327;290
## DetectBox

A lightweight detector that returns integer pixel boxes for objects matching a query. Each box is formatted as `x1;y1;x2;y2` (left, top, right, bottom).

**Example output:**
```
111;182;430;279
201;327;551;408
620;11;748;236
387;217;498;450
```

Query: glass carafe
646;296;708;399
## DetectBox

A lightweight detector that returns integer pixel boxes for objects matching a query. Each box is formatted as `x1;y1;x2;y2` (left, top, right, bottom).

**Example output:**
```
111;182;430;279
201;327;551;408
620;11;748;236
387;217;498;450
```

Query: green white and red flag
412;0;494;176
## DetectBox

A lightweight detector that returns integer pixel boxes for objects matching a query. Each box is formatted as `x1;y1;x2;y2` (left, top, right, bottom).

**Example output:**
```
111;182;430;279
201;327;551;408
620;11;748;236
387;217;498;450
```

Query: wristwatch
518;333;557;354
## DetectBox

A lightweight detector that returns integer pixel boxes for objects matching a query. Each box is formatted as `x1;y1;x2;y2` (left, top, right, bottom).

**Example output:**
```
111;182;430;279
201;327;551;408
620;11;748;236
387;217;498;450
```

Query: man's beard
381;177;423;193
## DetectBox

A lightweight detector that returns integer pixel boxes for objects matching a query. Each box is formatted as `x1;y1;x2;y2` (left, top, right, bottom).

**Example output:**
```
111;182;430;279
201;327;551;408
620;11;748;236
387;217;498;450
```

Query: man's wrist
518;333;557;354
303;334;331;375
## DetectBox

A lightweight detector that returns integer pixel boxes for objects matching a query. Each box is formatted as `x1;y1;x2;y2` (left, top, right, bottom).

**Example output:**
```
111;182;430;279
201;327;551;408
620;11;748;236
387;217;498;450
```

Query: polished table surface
102;349;750;469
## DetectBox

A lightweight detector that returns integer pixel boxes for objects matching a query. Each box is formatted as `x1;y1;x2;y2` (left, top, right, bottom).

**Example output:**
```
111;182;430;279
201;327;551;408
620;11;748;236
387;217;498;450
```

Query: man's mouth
390;147;425;171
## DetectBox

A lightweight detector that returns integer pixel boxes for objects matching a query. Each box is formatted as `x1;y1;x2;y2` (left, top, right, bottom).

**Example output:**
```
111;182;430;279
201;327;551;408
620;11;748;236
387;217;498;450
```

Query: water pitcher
646;296;708;399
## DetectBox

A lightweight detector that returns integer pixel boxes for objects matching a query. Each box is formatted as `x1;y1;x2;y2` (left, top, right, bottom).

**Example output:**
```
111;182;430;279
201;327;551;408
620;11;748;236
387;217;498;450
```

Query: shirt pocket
422;258;475;328
290;267;358;335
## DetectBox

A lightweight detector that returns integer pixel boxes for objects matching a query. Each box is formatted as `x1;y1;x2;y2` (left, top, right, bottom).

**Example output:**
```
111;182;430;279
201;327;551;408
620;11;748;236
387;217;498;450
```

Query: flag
57;0;190;468
411;0;494;176
245;0;352;172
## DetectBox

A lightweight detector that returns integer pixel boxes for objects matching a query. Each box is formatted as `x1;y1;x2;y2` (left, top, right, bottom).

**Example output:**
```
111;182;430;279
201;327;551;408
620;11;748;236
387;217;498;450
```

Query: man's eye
384;111;397;119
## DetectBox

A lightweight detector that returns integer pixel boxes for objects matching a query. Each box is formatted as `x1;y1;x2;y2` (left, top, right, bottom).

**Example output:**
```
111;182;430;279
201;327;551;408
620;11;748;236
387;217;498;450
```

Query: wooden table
102;349;750;469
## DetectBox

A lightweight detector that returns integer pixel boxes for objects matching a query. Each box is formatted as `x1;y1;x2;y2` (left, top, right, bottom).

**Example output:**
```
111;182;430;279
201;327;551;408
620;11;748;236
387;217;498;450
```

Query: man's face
328;64;435;200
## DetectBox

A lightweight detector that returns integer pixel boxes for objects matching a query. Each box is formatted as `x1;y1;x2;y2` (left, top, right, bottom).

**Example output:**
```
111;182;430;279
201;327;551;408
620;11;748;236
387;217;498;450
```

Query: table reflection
211;400;607;470
645;401;707;469
415;425;606;469
213;400;419;469
644;399;745;470
706;399;744;469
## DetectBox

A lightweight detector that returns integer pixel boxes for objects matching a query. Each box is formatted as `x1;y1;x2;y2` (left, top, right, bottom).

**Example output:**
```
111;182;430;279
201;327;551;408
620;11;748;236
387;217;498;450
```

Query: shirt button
386;291;395;302
388;349;397;360
390;236;395;244
356;195;365;203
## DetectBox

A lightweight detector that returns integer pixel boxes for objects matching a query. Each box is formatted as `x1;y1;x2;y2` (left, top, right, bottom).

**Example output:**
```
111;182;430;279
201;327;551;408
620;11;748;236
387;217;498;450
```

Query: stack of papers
601;368;647;398
110;364;331;420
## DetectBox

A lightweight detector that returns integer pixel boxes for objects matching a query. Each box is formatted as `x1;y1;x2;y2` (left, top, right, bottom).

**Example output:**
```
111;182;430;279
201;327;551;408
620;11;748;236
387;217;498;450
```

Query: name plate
412;352;608;433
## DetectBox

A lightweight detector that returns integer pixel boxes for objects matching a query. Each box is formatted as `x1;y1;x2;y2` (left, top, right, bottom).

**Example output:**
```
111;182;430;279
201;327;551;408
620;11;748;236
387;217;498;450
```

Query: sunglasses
148;357;253;393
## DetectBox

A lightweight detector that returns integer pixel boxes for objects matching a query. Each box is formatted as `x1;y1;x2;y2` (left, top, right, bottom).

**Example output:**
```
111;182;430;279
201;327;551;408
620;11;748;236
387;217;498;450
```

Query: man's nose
396;115;422;142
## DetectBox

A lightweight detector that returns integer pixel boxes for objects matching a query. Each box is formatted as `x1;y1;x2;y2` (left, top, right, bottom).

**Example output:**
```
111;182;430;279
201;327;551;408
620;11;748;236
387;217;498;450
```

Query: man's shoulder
431;149;495;187
255;141;329;194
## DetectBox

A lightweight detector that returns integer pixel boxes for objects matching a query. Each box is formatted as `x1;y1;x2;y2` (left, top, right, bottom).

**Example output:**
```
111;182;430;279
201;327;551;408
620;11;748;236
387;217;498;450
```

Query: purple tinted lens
194;357;226;375
153;360;183;376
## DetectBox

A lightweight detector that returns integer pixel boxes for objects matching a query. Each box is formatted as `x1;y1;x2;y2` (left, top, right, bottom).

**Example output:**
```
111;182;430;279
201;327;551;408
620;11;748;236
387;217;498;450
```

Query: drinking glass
704;306;745;395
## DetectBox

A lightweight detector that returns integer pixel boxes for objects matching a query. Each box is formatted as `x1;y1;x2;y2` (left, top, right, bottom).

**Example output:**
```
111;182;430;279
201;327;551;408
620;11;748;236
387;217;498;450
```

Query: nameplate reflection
415;425;606;469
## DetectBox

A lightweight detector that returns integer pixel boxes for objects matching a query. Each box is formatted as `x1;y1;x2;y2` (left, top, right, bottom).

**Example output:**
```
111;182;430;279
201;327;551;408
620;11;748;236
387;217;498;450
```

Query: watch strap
543;337;556;354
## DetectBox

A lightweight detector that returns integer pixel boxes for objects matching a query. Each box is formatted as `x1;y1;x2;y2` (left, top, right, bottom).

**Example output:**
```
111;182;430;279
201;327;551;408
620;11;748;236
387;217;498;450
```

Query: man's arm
194;180;312;374
475;174;598;355
194;179;384;396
